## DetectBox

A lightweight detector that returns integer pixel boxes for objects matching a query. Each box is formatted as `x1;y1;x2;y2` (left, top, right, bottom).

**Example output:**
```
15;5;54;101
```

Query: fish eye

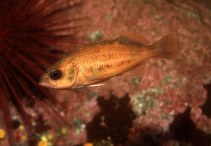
50;69;62;80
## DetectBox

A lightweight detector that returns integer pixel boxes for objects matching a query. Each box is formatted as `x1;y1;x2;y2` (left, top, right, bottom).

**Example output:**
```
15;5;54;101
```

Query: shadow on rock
86;94;136;145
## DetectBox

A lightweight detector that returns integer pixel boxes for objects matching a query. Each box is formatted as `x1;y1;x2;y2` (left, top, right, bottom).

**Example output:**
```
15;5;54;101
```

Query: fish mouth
39;80;57;88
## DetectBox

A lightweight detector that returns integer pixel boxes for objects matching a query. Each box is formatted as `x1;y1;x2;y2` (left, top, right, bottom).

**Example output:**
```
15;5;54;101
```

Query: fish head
39;62;78;89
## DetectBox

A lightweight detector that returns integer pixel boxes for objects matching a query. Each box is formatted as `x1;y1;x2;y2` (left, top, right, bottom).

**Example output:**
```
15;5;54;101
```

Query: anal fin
122;62;146;78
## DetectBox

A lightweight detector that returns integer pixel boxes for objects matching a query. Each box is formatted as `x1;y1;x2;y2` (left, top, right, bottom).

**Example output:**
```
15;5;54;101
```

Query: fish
39;33;178;89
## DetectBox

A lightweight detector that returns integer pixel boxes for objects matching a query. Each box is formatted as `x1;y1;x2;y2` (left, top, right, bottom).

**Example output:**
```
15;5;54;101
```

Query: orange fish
39;33;177;89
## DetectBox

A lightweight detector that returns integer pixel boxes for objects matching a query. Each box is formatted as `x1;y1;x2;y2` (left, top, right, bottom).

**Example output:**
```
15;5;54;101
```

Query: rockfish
39;33;177;89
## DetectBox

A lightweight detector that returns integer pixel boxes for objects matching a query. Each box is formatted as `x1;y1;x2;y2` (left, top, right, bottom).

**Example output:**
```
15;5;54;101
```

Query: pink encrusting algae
0;0;211;146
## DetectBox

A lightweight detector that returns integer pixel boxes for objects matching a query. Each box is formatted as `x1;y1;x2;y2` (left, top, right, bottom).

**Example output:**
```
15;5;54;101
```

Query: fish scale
77;45;148;83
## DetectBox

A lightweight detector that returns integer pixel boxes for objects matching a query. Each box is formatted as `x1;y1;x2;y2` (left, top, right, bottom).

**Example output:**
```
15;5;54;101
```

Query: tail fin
150;34;178;59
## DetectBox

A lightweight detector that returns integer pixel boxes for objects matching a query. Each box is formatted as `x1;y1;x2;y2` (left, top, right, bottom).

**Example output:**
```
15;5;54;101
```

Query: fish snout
39;74;51;87
39;80;56;88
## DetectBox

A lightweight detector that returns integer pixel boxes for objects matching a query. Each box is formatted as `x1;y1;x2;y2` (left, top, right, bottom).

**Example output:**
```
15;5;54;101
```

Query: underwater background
0;0;210;146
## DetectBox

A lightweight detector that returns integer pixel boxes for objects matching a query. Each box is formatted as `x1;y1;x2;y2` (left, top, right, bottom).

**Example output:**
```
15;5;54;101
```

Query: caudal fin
150;34;178;59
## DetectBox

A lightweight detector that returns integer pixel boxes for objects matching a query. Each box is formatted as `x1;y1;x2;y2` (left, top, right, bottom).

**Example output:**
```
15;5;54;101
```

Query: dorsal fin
117;32;149;46
116;36;144;47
